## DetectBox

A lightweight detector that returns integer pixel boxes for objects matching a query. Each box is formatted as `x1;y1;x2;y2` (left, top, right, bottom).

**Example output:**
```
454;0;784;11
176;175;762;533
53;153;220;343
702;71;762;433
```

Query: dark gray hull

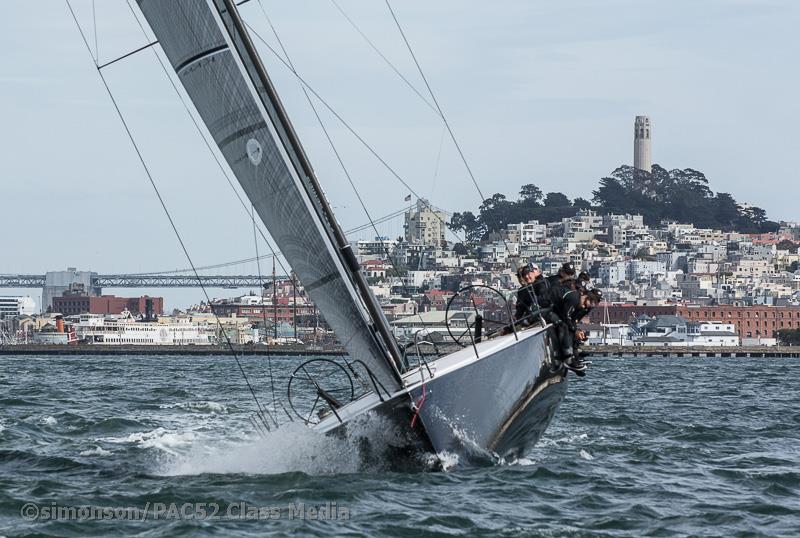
317;327;568;468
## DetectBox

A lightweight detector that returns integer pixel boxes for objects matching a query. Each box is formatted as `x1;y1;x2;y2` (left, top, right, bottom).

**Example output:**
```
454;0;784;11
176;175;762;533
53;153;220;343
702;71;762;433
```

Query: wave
158;401;232;414
0;449;88;471
38;415;57;426
79;446;112;457
0;397;41;406
98;427;197;456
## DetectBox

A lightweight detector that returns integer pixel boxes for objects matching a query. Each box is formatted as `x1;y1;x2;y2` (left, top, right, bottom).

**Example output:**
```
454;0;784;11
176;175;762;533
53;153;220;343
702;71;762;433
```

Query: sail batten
136;0;402;390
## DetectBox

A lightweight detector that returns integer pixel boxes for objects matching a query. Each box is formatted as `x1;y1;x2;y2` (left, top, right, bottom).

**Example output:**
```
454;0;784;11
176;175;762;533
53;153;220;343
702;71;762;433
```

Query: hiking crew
513;261;600;376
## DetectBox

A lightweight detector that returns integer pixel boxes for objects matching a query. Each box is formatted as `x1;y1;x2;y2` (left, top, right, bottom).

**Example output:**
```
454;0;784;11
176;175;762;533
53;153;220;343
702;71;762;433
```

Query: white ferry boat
71;310;215;346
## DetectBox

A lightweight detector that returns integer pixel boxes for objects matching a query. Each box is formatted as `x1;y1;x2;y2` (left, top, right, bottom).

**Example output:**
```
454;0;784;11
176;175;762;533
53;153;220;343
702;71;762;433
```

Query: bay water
1;354;798;536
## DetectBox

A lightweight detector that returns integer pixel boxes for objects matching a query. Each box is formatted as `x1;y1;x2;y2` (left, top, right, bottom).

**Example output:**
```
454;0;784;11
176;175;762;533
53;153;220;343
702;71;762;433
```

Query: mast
216;0;404;374
272;258;277;341
135;0;405;390
292;271;298;342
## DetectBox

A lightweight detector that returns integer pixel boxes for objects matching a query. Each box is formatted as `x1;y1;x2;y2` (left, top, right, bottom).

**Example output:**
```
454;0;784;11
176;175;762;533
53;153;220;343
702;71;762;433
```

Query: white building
627;260;667;282
687;322;739;346
352;236;397;258
478;241;519;264
0;296;36;319
506;221;547;244
598;261;628;286
404;199;450;247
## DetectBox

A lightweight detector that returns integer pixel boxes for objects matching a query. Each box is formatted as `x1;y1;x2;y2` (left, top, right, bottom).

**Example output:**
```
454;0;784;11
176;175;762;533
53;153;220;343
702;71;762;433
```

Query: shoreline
1;343;798;358
0;344;345;356
586;345;800;358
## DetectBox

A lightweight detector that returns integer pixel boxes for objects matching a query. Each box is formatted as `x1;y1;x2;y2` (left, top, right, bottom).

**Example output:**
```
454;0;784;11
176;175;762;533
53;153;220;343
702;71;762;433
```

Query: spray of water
155;411;439;476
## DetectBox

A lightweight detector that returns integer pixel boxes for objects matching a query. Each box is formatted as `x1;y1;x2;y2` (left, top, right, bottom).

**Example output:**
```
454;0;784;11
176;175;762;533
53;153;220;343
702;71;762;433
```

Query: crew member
513;263;541;327
571;288;602;372
548;280;582;365
538;262;576;308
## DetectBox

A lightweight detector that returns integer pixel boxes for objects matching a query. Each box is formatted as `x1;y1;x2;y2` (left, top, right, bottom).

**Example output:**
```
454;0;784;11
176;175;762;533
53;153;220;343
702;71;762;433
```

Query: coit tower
633;115;652;173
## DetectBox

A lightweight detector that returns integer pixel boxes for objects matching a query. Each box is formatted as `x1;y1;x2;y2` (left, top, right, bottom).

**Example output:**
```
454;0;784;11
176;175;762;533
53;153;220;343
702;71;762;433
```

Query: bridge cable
65;0;277;432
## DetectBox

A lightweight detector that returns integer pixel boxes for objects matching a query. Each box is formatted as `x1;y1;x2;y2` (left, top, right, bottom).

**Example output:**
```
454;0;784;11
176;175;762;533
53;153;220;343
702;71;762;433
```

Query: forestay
136;0;402;390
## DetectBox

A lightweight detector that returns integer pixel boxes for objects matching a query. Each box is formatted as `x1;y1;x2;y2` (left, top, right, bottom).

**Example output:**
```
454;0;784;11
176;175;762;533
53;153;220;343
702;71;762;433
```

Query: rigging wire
430;124;446;198
123;0;292;280
251;202;277;416
127;253;282;277
384;0;513;258
241;21;464;246
127;202;425;276
327;0;438;116
254;2;436;345
65;0;277;431
92;0;98;62
344;207;408;236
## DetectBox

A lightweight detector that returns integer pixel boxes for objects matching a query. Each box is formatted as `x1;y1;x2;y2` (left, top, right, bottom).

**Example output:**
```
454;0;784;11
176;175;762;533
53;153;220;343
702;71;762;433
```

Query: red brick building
52;295;163;317
588;303;800;339
212;298;316;325
676;305;800;339
588;304;679;324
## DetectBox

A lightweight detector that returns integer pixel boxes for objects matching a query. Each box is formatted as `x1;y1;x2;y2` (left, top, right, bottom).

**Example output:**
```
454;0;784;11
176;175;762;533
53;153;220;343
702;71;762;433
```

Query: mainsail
136;0;403;390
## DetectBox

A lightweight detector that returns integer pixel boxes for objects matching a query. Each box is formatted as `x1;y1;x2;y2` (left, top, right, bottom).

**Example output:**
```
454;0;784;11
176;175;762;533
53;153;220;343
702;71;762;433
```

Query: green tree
573;197;592;210
543;192;571;207
477;194;514;235
519;184;544;204
452;243;469;256
449;211;485;244
776;329;800;346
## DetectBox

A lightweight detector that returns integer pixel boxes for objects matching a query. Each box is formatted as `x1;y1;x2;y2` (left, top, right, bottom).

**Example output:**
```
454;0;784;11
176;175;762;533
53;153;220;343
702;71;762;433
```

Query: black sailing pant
546;313;574;359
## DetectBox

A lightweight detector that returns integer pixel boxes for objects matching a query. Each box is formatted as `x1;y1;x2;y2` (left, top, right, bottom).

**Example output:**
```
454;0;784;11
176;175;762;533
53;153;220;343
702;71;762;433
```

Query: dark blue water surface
1;354;799;537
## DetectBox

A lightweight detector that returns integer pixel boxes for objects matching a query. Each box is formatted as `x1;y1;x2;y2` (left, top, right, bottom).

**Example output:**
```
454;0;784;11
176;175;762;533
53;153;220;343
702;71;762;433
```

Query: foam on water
39;415;57;426
159;401;230;414
79;446;112;457
538;431;590;448
156;411;436;476
435;452;461;471
99;427;198;456
158;422;365;476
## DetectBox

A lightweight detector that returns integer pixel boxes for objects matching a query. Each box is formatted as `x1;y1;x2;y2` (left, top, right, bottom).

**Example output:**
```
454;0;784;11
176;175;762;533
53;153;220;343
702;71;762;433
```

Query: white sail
136;0;402;390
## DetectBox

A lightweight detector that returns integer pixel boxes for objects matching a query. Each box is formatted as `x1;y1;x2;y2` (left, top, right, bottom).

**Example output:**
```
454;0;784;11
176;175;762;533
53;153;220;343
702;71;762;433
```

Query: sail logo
246;138;263;166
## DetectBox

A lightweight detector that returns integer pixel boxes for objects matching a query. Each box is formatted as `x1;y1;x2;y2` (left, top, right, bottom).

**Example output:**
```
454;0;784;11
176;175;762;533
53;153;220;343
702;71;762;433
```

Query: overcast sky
1;0;798;309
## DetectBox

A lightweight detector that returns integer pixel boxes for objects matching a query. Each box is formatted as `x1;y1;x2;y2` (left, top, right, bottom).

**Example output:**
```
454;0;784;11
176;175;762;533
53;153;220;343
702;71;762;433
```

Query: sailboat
127;0;568;467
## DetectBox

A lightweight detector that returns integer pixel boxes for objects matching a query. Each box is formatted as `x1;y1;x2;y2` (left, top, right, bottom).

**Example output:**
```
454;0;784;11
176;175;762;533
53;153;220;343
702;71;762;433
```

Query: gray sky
1;0;798;309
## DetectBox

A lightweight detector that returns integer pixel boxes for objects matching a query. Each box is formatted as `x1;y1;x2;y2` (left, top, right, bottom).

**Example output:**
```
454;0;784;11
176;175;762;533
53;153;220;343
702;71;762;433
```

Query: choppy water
1;354;799;537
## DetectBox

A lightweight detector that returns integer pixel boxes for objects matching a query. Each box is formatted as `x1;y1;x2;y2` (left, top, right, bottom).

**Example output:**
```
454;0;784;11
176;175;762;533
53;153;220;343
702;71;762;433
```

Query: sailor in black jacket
514;263;541;326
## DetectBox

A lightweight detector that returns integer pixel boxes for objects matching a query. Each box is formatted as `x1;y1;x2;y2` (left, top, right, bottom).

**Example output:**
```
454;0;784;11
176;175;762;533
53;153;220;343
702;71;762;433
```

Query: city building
42;268;100;313
404;198;450;247
0;296;36;319
52;292;163;317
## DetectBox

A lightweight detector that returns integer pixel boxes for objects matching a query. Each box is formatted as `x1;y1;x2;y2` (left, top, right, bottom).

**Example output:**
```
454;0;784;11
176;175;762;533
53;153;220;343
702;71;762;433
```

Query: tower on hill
634;115;652;173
